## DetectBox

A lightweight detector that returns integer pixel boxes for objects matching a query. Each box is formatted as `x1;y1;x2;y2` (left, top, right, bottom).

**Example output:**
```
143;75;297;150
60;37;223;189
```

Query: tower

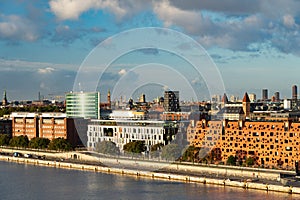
163;91;180;112
292;85;298;100
2;90;8;106
274;91;280;102
139;93;146;103
262;89;268;101
242;92;250;118
107;90;111;109
221;93;228;109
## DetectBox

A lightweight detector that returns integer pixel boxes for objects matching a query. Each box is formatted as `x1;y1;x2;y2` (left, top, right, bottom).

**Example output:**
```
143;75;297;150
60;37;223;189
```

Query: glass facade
66;92;100;119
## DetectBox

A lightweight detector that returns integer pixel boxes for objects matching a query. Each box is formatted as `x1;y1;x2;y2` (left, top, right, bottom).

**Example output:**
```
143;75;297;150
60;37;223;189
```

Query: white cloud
0;15;39;41
38;67;55;74
118;69;127;76
153;0;203;34
49;0;140;21
0;58;76;72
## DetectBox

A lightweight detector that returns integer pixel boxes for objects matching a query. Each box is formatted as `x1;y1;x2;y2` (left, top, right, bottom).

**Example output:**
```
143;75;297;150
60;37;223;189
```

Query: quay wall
0;155;298;195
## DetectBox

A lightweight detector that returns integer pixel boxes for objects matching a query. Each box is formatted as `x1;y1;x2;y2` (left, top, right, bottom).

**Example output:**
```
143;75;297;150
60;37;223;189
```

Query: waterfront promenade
0;147;299;195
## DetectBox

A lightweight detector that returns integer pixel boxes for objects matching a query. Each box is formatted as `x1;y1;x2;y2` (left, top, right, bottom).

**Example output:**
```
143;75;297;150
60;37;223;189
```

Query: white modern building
87;119;178;152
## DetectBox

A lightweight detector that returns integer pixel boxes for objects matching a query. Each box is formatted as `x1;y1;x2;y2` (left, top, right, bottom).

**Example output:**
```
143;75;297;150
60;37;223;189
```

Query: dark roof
221;93;229;103
243;92;250;103
220;106;244;114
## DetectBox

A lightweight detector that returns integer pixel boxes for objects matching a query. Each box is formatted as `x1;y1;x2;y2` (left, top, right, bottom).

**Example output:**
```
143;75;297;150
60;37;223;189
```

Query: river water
0;161;297;200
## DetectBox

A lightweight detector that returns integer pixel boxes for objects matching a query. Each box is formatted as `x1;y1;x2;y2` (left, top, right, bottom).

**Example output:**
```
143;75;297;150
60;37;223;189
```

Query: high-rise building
163;91;180;112
274;91;280;102
66;91;100;119
242;92;250;118
262;89;268;101
292;85;298;100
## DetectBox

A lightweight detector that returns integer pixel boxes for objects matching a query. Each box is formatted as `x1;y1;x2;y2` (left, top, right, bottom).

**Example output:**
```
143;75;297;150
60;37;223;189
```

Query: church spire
2;90;8;106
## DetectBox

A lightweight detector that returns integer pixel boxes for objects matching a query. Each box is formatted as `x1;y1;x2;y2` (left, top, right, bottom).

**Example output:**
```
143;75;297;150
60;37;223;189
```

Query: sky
1;0;300;101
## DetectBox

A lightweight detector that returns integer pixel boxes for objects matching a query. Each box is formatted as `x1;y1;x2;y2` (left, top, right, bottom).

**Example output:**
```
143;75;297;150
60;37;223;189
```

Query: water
0;161;298;200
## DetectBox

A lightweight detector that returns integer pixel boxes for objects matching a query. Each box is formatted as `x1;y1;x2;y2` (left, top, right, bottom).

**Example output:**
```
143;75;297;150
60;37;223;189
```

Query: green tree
161;144;181;161
150;143;164;158
181;145;200;162
245;157;255;166
0;134;10;146
150;143;164;152
9;135;29;148
123;141;146;154
29;137;50;149
48;138;72;151
95;141;120;155
226;155;237;166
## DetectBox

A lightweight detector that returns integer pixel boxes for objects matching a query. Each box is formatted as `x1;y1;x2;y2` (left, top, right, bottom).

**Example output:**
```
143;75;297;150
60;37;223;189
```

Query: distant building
100;90;111;110
217;93;250;120
109;110;148;120
274;91;280;102
262;89;268;101
66;91;100;119
163;91;180;112
284;99;292;110
0;118;12;137
2;90;8;106
292;85;298;100
139;93;146;103
248;93;256;102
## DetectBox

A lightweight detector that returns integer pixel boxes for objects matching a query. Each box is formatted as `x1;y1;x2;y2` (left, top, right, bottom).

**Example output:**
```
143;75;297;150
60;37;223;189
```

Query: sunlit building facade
66;92;100;119
187;119;300;169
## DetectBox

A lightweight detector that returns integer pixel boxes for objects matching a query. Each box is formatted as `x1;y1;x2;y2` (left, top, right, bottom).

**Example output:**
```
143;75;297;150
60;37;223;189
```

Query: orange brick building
11;112;84;147
187;119;300;169
12;113;39;140
39;113;68;140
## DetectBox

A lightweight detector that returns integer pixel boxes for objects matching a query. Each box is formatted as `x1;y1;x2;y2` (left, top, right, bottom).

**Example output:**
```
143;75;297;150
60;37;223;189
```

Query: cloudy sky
1;0;300;101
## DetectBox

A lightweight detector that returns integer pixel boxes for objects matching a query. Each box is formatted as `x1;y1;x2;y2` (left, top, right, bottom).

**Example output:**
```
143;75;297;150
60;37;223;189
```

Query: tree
150;143;164;158
48;138;72;151
9;135;29;148
123;141;146;154
95;141;120;155
161;144;181;161
0;134;10;146
181;145;200;162
29;137;50;149
150;143;164;152
226;155;236;166
245;157;255;166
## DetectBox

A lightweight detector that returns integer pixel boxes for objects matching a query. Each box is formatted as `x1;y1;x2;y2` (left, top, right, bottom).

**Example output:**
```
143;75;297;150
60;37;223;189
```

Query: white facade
284;99;291;110
87;119;175;152
109;110;147;120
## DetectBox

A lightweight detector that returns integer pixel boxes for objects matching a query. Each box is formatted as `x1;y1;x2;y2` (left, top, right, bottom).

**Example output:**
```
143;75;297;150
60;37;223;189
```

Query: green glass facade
66;92;100;119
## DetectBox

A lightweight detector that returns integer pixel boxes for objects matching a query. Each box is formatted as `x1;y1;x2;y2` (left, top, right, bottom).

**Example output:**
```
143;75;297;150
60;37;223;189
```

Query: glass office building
66;92;100;119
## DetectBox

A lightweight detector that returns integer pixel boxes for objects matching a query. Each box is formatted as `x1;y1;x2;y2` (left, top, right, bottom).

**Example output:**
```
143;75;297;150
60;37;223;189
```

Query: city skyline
1;1;300;100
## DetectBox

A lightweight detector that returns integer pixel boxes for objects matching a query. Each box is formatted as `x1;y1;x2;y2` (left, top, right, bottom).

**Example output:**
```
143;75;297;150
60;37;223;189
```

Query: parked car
13;152;21;157
24;154;32;158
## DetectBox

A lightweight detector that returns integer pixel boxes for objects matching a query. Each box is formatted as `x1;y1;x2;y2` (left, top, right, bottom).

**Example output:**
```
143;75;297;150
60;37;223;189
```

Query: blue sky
1;0;300;101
